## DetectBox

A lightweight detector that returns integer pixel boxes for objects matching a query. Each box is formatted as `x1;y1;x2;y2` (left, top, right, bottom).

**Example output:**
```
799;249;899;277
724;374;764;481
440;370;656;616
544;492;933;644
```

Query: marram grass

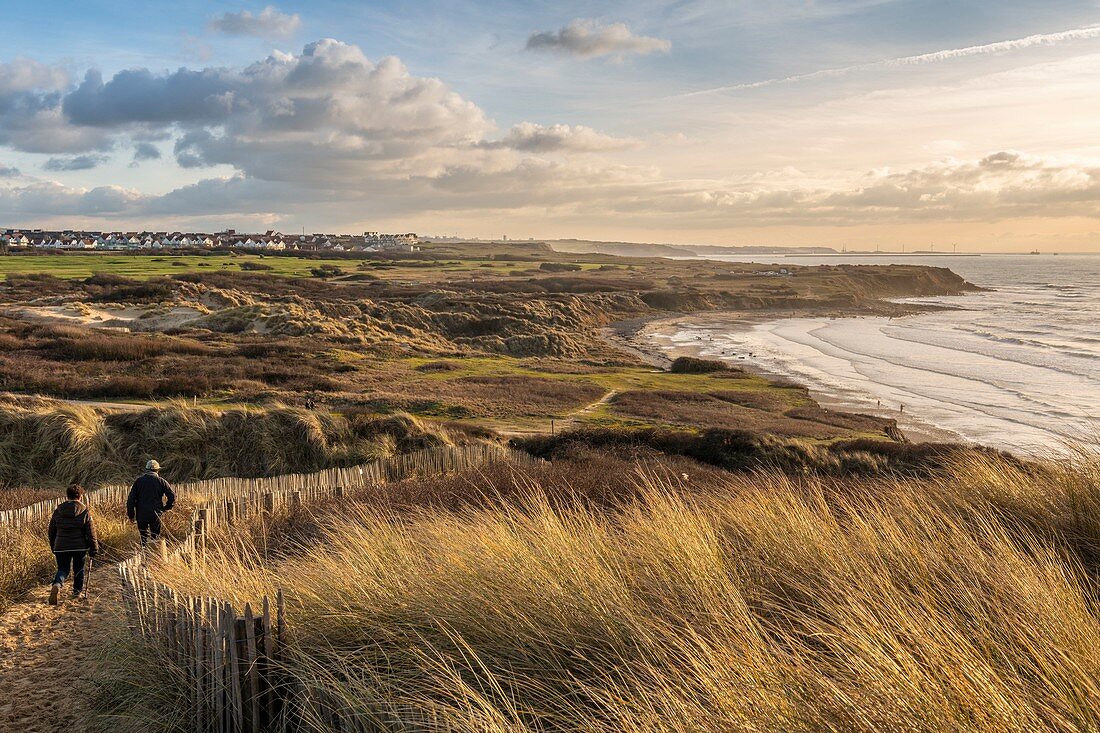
102;451;1100;732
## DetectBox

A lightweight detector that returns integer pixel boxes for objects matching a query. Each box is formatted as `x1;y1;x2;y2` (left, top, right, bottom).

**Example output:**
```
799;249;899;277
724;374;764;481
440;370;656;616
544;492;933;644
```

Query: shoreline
604;306;969;446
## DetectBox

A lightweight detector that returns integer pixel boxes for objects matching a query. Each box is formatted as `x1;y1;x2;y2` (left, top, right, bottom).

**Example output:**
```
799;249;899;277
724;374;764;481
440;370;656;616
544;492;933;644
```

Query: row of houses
0;229;420;252
363;231;419;252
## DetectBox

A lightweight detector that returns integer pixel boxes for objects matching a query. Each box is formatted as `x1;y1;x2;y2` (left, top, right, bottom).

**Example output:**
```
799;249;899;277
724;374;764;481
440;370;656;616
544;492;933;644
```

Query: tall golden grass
98;449;1100;732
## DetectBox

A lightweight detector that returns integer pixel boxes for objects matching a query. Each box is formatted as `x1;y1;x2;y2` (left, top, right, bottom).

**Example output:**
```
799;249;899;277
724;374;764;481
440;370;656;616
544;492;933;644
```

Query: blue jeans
52;551;87;594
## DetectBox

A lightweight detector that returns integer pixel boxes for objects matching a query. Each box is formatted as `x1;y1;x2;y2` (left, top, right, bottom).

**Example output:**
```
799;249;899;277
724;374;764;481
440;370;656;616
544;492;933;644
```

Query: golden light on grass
110;449;1100;732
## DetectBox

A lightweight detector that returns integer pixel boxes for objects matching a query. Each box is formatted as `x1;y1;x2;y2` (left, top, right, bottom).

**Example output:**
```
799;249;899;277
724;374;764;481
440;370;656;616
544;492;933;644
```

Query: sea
658;254;1100;455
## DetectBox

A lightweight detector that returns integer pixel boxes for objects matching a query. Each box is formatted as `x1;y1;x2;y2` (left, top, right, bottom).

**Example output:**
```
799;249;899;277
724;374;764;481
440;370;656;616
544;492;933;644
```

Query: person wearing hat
126;459;176;546
47;484;99;604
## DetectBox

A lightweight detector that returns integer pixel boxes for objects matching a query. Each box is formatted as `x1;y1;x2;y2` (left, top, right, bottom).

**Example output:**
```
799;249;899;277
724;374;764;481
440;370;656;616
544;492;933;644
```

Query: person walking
47;484;98;605
126;459;176;546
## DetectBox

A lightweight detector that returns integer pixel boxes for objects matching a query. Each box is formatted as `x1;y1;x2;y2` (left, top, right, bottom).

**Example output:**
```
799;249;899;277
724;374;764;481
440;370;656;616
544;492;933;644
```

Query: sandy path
497;388;619;438
562;388;619;428
0;567;124;733
55;397;146;413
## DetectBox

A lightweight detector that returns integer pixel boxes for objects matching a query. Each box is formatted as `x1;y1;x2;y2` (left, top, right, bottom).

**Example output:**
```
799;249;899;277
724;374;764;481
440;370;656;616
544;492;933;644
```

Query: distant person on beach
126;460;176;546
47;484;98;604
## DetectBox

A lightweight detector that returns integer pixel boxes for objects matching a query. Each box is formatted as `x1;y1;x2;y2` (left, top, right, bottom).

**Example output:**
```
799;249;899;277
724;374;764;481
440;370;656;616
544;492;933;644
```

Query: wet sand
605;310;965;446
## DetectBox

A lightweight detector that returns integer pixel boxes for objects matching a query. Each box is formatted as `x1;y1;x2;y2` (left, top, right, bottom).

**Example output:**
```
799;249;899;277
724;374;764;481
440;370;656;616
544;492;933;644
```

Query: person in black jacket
126;459;175;546
47;484;99;604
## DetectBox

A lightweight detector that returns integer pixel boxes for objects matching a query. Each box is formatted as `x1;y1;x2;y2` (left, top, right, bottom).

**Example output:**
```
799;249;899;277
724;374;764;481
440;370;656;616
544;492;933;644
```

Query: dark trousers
138;515;162;545
52;551;87;593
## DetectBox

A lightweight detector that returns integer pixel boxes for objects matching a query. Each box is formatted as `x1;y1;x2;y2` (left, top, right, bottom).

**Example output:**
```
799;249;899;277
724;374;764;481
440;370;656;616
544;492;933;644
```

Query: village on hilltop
0;228;420;253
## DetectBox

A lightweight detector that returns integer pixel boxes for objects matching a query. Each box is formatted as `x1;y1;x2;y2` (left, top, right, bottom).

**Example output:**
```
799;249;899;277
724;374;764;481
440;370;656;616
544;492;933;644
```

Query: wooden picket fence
1;452;461;529
117;444;538;733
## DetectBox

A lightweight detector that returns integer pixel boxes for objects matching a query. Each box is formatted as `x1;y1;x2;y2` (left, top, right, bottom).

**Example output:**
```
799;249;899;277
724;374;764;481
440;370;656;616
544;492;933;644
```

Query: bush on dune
668;355;732;374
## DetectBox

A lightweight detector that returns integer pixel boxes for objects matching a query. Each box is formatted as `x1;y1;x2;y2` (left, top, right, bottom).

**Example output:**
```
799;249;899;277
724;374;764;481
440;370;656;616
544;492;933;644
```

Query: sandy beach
606;310;967;446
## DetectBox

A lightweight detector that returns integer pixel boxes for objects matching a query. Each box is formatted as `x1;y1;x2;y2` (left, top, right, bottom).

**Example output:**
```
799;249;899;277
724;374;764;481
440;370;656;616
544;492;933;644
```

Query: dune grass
0;399;456;489
96;449;1100;732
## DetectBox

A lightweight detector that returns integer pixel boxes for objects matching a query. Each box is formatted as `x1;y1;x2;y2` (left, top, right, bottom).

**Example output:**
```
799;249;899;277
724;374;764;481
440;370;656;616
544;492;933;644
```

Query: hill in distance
545;238;838;258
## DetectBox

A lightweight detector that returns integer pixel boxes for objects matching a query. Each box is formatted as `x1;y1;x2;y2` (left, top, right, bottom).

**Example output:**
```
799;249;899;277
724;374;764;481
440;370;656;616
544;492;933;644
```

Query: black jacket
48;500;99;554
126;472;176;522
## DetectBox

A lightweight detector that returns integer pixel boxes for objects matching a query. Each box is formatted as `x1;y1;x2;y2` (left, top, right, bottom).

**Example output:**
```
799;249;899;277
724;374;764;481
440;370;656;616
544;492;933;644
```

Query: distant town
0;228;420;253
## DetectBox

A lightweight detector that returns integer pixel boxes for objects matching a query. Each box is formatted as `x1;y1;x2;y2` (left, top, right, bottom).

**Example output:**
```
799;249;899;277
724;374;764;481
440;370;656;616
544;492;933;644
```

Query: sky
1;1;1099;251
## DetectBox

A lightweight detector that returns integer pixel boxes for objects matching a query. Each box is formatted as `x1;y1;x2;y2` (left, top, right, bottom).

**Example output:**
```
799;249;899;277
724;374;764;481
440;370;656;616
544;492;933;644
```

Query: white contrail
669;24;1100;99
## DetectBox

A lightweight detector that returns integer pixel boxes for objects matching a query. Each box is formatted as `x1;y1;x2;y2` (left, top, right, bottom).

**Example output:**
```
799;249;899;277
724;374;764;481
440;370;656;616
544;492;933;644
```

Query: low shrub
89;279;177;303
669;356;729;373
83;273;140;288
517;427;988;477
310;265;344;278
539;262;582;273
47;333;210;361
414;360;461;372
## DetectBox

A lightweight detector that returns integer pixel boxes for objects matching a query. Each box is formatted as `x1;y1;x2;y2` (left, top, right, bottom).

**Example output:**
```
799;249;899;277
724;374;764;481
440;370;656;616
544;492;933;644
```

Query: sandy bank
7;303;206;332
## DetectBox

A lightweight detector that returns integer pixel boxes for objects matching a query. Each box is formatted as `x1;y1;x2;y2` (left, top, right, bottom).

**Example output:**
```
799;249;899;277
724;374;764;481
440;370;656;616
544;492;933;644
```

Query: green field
0;253;351;279
0;251;606;281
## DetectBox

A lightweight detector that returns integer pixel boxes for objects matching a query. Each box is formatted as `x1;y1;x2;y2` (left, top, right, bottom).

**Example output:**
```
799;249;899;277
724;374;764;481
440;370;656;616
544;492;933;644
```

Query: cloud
132;142;162;162
42;154;108;171
0;163;18;177
208;6;301;38
0;180;144;217
675;23;1100;98
0;58;111;154
526;19;671;60
2;150;1097;231
481;123;637;153
63;68;236;127
410;150;1100;226
0;57;69;94
659;152;1100;225
52;40;493;186
3;38;1093;233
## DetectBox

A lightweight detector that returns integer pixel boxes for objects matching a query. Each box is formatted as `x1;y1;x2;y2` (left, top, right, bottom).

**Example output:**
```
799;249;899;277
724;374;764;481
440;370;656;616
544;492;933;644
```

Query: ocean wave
948;327;1100;358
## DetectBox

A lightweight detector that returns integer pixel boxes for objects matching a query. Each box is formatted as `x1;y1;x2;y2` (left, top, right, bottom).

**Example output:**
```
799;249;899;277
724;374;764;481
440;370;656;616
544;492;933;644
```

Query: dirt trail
498;388;619;438
563;388;619;428
0;567;124;733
